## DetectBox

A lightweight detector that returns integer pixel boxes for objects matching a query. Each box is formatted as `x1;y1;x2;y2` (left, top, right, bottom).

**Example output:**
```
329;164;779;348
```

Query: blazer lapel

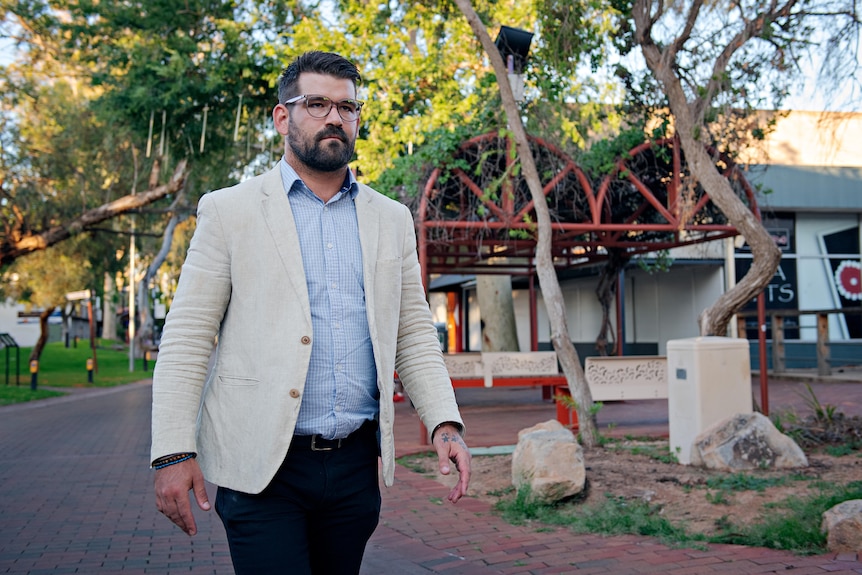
259;166;311;320
355;184;380;339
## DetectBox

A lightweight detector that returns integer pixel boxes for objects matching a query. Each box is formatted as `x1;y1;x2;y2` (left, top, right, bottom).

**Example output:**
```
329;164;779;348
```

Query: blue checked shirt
280;159;379;439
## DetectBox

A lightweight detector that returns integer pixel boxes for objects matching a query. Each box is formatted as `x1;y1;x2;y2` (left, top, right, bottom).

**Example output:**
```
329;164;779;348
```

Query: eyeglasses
283;94;364;122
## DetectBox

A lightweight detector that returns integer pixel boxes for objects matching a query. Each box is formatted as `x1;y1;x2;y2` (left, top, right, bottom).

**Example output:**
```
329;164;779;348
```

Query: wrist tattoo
438;431;466;449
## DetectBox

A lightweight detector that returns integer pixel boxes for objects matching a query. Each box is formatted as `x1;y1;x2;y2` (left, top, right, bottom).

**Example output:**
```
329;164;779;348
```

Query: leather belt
291;420;377;452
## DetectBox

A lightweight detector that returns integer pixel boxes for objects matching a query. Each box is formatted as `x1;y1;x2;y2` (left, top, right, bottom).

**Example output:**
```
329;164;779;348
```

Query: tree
548;0;860;336
1;1;276;354
1;238;94;361
630;0;785;336
453;0;601;447
476;275;520;352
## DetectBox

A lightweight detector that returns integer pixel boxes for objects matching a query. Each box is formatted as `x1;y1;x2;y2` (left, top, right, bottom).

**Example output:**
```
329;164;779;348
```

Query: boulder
689;412;808;470
511;420;586;504
822;499;862;553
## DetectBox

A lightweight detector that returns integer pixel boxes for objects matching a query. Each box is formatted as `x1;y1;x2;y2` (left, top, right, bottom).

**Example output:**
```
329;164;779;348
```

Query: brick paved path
1;379;861;574
0;383;230;575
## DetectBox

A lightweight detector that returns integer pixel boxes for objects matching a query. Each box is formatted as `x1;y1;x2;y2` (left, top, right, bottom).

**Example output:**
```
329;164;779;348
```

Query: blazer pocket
376;257;402;267
218;375;260;387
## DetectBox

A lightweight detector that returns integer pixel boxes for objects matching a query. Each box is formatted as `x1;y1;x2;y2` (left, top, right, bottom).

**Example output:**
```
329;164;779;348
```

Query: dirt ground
407;439;862;536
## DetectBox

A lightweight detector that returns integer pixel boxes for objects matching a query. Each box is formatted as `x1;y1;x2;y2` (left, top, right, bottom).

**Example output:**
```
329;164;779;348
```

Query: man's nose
325;105;344;124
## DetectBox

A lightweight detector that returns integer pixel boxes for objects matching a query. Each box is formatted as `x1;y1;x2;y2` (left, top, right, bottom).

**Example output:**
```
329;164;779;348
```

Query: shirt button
289;389;300;398
301;336;311;345
327;242;333;249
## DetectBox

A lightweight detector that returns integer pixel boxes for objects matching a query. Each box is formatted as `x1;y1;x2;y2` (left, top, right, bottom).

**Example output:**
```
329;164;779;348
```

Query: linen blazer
151;165;462;494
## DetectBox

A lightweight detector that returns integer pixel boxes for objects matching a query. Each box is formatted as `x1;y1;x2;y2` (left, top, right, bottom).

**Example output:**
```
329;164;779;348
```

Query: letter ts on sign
764;264;796;305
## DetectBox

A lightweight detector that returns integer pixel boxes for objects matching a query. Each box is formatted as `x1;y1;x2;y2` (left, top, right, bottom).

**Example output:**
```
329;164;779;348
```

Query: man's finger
174;496;198;536
154;460;206;536
447;450;472;503
437;451;452;475
191;469;211;512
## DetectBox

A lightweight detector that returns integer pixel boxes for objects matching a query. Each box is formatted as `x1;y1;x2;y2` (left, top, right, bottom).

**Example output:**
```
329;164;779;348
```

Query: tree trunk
102;272;118;342
30;306;55;363
633;3;781;336
476;275;520;352
595;250;630;356
684;136;780;336
454;0;599;447
135;206;186;353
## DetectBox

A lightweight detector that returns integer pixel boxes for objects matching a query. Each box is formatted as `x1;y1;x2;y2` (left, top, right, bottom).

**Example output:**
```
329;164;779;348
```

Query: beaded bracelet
152;452;196;470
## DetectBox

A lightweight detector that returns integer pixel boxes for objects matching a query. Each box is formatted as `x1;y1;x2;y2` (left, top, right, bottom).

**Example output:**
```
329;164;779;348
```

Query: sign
65;290;91;301
736;258;799;339
736;214;795;253
736;259;798;310
820;226;861;338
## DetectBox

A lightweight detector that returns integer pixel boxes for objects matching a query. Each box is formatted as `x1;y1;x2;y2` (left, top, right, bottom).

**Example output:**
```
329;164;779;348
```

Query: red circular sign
835;260;861;301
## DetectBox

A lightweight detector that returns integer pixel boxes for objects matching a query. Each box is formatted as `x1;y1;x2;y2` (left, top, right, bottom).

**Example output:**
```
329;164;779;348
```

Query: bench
417;353;668;442
555;355;667;431
444;351;565;389
417;352;566;444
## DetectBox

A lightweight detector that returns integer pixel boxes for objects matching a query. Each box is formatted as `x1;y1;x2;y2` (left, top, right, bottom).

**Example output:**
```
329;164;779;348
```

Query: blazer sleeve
391;204;464;436
150;192;232;462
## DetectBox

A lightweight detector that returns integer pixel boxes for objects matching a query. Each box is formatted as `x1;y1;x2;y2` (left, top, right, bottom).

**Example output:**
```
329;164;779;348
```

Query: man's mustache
316;127;347;143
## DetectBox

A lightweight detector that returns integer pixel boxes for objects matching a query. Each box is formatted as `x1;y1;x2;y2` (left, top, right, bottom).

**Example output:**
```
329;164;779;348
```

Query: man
151;51;471;575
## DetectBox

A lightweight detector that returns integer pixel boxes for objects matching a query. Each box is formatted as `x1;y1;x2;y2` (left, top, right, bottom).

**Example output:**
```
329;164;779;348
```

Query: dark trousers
216;423;381;575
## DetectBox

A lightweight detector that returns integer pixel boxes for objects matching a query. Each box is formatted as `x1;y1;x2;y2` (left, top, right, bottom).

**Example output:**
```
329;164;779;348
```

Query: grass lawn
0;339;153;405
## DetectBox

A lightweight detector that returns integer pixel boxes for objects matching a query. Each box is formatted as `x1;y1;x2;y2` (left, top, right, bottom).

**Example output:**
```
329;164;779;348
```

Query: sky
0;18;858;114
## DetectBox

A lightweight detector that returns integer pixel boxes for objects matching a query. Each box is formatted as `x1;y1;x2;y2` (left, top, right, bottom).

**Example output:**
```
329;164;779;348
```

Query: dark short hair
277;51;361;103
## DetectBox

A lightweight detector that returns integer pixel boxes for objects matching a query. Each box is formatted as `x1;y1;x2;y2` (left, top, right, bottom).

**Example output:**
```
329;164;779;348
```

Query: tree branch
672;0;704;56
1;159;189;267
694;0;798;122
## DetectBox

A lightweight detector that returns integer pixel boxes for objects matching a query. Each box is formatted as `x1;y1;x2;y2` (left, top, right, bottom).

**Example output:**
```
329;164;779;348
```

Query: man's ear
273;103;290;136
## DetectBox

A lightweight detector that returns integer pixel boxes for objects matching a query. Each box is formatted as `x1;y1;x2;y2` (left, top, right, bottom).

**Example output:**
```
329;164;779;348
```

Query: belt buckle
310;435;341;451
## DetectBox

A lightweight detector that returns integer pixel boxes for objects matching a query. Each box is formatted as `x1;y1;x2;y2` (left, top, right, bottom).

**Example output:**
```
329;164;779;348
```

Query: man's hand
432;423;472;503
154;458;211;536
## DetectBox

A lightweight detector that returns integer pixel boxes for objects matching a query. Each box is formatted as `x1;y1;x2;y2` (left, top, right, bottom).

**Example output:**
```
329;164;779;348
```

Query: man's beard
288;123;355;172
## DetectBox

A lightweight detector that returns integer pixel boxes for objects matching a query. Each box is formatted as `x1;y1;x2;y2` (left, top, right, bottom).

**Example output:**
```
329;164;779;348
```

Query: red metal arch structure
418;131;769;399
418;131;761;278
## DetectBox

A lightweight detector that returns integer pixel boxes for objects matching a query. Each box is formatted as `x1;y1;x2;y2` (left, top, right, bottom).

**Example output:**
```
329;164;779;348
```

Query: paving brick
1;379;862;574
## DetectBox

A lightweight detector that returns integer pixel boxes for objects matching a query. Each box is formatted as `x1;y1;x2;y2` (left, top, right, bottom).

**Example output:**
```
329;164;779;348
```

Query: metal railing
0;333;21;386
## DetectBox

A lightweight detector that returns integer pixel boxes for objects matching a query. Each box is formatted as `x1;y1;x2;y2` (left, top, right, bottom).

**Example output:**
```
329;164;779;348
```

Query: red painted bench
418;352;566;444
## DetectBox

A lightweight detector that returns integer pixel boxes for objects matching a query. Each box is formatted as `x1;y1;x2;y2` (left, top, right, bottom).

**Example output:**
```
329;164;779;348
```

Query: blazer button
301;336;311;345
289;389;300;398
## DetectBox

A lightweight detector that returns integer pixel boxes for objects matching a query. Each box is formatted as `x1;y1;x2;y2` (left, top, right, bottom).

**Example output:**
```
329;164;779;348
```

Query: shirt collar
279;157;358;202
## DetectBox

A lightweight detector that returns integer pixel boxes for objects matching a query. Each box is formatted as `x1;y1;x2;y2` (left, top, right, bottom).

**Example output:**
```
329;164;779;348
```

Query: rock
822;499;862;552
511;420;586;504
689;412;808;470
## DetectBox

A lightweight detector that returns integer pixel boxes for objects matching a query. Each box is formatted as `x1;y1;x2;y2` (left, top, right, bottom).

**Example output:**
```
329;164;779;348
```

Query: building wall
739;111;862;167
436;264;723;355
624;265;724;354
0;300;42;348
